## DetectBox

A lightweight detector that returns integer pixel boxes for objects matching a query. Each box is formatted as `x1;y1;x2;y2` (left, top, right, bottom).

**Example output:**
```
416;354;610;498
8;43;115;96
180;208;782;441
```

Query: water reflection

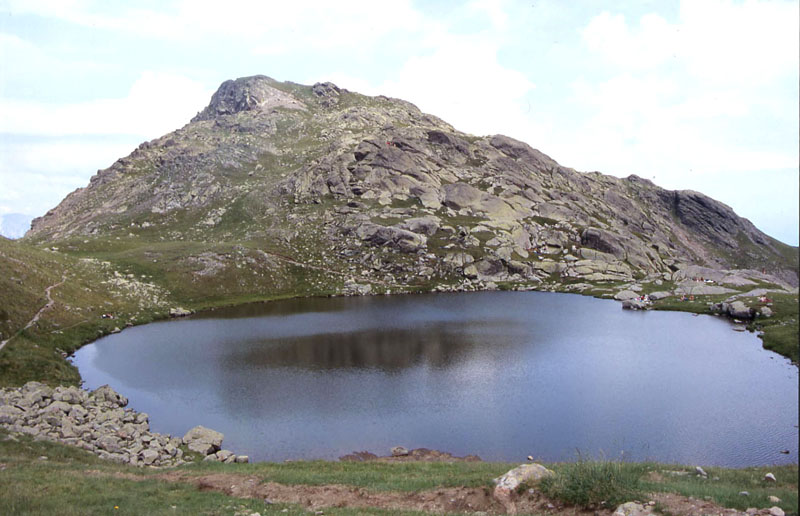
225;322;516;371
74;291;799;466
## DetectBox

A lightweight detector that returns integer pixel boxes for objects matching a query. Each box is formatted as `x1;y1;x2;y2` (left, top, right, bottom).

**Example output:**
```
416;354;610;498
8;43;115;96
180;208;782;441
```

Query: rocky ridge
0;381;247;467
22;75;797;307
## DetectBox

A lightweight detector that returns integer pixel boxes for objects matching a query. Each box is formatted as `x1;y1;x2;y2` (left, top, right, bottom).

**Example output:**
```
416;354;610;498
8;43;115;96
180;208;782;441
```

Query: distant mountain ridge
0;213;33;239
23;75;798;303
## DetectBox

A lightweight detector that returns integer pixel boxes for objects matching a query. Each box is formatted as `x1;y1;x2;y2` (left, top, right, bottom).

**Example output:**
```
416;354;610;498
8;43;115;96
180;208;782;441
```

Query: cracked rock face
24;75;798;297
192;75;306;122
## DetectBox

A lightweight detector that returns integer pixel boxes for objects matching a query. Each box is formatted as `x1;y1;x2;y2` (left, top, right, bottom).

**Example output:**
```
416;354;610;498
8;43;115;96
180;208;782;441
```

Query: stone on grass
188;440;217;456
183;425;224;455
613;502;652;516
391;446;409;456
764;472;776;482
493;463;554;513
769;507;785;516
140;449;159;465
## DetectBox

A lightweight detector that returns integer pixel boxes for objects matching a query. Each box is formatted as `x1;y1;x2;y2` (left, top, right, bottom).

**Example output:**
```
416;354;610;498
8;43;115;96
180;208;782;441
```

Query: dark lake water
73;291;798;466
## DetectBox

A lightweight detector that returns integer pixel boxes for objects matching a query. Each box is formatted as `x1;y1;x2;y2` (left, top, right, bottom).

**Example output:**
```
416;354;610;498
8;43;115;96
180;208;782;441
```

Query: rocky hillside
24;75;798;303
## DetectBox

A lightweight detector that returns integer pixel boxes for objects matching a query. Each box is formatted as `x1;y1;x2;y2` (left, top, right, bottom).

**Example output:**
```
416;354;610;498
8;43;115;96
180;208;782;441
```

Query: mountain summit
26;75;798;304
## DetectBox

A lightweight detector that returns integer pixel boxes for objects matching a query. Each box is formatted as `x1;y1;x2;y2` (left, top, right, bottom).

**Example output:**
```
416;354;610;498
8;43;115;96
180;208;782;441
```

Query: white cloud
0;137;139;216
0;71;211;136
569;0;799;178
327;34;541;143
2;0;431;53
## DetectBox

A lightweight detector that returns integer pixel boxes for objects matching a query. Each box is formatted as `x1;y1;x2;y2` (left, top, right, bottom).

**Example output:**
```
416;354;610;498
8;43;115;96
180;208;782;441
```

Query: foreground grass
539;459;648;508
1;430;796;515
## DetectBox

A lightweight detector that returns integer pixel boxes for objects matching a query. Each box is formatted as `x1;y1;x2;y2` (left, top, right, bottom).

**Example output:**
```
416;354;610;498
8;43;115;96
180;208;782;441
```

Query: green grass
0;431;456;515
642;464;799;514
2;431;796;515
539;459;646;509
204;460;514;492
751;292;800;363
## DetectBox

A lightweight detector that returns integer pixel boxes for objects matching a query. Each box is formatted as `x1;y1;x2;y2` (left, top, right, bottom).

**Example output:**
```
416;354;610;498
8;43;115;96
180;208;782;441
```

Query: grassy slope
0;238;170;387
1;429;797;515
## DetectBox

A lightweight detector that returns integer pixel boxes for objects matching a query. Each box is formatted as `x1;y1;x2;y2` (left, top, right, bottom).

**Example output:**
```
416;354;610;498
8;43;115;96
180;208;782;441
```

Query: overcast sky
1;0;797;245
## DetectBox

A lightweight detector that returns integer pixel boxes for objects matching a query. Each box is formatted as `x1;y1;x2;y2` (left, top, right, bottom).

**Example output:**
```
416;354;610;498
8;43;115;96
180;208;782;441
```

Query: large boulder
442;182;482;210
356;223;426;253
622;299;648;310
183;425;224;455
398;216;440;236
727;300;753;319
90;385;128;407
614;290;639;301
580;228;627;260
493;463;555;514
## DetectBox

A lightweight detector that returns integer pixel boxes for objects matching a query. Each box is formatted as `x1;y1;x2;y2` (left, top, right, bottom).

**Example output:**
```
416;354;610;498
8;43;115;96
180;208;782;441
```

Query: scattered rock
613;501;653;515
169;307;193;318
728;301;753;319
769;507;785;516
764;472;776;482
0;381;236;468
622;298;648;310
768;496;781;503
695;466;708;477
614;290;639;301
183;425;224;456
391;446;409;457
493;463;554;513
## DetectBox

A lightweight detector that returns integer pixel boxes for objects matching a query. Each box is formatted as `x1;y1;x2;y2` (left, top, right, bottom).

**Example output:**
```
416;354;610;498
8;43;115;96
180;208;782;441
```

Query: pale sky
1;0;797;245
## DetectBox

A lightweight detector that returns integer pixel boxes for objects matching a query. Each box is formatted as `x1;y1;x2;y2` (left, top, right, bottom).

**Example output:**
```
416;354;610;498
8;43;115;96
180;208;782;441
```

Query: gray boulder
442;182;482;210
183;425;224;455
728;301;753;319
398;216;440;236
391;446;409;456
614;290;639;301
356;223;426;253
493;463;555;512
622;299;648;310
90;385;128;407
613;502;653;515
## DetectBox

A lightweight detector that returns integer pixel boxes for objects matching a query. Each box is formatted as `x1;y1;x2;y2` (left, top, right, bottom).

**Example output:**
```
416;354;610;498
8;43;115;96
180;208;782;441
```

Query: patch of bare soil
162;472;502;513
80;468;764;515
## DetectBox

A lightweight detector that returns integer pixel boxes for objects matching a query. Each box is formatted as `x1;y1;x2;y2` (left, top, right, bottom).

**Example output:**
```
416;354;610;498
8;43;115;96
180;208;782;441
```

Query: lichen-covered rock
613;502;653;515
493;463;554;513
0;382;244;468
90;385;128;407
183;425;224;455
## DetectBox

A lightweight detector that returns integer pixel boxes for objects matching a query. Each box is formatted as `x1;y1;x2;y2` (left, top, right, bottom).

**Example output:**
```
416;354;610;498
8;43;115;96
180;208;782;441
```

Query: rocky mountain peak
24;75;799;294
191;75;305;122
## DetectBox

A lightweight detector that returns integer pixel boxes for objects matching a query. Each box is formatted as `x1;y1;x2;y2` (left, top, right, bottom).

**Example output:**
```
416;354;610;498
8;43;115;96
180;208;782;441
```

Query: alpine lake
73;291;798;467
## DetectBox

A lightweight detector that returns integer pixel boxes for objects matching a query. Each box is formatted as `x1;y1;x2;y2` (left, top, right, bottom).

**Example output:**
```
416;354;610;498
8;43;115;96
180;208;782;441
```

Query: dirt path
79;468;772;515
0;273;67;352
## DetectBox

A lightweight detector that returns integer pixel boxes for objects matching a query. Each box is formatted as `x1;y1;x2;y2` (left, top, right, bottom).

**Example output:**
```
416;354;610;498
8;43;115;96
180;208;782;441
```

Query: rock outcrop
22;75;797;304
0;382;247;467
